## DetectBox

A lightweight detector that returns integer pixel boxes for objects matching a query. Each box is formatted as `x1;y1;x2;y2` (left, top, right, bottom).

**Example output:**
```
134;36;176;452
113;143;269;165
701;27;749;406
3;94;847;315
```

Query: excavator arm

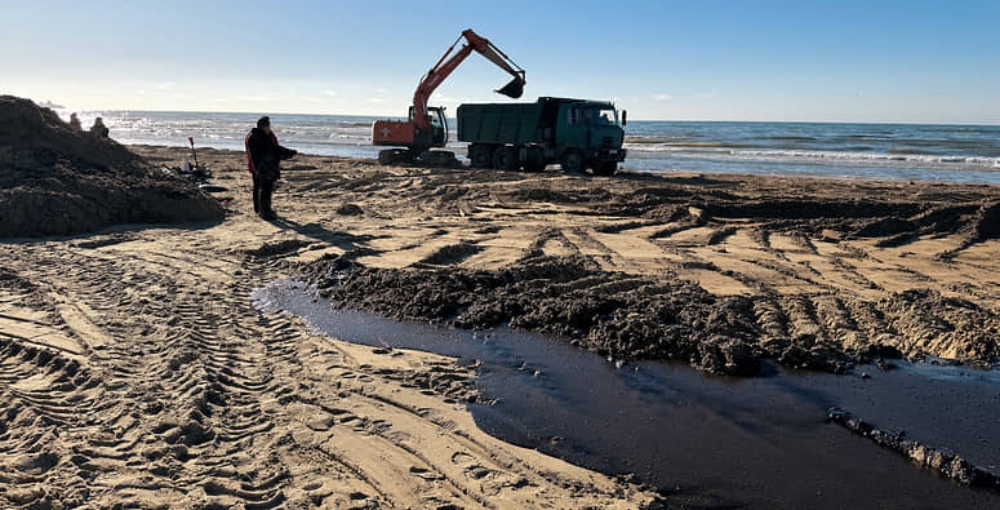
372;28;524;163
411;29;526;133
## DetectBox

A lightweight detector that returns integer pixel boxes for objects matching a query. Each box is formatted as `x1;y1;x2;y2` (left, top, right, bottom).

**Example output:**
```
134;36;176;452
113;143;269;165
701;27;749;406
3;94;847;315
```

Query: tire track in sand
1;231;653;509
0;242;292;509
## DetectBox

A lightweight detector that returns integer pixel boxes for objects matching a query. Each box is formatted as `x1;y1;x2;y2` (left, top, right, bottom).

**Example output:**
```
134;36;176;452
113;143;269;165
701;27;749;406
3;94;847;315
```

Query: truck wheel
469;145;492;168
560;149;585;174
493;146;519;172
592;162;617;176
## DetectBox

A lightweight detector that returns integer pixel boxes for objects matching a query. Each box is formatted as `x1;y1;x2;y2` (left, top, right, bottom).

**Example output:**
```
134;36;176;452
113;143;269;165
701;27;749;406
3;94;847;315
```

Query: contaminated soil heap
302;171;1000;377
0;95;224;237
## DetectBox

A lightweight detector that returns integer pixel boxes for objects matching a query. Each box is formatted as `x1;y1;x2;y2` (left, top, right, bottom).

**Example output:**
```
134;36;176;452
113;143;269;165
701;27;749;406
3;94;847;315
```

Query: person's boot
260;185;276;220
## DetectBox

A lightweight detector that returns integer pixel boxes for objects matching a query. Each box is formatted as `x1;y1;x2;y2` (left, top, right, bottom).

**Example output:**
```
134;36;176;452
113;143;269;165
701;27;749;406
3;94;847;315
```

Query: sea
58;109;1000;185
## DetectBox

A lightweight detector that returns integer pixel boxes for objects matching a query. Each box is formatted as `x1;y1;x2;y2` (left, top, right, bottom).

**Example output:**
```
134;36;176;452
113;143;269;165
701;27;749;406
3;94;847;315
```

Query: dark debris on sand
828;408;1000;493
309;255;826;376
303;249;1000;377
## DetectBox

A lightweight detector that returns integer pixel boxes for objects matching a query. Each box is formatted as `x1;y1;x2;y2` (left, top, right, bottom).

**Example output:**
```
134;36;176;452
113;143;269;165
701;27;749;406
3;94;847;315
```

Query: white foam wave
625;144;1000;169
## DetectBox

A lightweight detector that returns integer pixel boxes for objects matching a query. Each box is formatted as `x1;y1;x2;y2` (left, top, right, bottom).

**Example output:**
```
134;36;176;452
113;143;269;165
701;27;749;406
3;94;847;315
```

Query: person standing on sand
90;117;109;138
68;112;82;130
245;116;297;221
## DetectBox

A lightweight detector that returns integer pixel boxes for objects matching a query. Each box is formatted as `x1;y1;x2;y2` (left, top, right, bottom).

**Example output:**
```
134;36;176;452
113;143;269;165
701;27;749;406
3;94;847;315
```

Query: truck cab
554;101;626;175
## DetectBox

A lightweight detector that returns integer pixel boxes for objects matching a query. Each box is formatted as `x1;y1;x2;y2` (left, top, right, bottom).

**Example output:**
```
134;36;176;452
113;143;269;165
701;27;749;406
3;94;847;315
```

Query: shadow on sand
269;216;380;254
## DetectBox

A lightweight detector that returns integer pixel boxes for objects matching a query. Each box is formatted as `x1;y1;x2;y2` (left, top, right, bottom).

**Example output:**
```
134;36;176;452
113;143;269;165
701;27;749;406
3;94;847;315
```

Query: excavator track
378;149;461;168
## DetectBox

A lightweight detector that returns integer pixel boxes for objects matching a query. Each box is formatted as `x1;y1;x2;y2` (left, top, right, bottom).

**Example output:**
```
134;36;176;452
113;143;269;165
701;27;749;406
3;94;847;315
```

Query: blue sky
4;0;998;123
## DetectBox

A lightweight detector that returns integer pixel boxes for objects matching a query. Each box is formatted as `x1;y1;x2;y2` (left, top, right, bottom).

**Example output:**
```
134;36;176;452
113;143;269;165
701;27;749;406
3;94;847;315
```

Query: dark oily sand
304;254;1000;377
253;280;1000;510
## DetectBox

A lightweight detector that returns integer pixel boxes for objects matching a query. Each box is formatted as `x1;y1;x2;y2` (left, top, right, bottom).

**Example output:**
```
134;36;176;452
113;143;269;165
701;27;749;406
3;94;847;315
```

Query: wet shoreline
254;279;1000;509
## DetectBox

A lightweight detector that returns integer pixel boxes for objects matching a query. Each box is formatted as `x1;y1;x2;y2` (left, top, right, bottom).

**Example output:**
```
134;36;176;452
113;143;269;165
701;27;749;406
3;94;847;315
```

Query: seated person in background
69;113;82;130
90;117;109;138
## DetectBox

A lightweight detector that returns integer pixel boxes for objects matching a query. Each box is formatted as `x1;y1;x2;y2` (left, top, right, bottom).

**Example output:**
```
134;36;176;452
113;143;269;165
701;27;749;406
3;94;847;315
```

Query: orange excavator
372;29;525;166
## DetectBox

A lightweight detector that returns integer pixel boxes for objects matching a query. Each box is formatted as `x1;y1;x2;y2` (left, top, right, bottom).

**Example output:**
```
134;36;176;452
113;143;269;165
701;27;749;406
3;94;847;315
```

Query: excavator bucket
496;76;525;99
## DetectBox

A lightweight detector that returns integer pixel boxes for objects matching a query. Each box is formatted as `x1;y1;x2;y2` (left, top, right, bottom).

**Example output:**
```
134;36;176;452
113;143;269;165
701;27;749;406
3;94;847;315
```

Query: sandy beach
3;140;1000;508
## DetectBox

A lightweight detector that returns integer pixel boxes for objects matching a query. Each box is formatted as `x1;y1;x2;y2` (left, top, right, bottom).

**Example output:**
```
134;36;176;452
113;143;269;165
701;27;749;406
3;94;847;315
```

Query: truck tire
493;146;519;172
560;149;585;174
592;161;617;176
469;145;492;168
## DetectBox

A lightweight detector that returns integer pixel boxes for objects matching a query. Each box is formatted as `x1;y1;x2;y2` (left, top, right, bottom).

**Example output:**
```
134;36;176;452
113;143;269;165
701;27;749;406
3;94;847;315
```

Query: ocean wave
625;145;1000;169
888;147;938;156
624;135;695;144
733;149;1000;166
765;136;818;142
623;139;752;149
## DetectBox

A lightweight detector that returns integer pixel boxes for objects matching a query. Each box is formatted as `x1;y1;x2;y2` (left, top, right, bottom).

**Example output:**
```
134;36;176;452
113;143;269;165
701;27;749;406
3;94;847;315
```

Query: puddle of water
253;279;1000;509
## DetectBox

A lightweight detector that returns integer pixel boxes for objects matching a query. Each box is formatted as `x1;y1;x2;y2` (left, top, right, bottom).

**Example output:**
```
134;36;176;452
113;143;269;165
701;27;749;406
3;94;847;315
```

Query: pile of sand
0;96;224;237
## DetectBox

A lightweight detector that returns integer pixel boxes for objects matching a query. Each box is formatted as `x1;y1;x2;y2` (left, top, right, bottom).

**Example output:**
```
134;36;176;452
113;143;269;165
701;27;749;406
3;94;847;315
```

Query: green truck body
457;97;627;175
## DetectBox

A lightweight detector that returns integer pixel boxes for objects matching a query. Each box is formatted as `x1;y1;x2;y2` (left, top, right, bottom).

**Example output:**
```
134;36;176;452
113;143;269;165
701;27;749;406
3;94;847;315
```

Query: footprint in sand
409;465;445;481
450;451;493;480
305;414;335;432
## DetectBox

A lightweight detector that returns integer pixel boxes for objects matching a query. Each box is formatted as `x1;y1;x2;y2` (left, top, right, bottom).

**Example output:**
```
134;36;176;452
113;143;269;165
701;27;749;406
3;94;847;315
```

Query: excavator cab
409;106;449;148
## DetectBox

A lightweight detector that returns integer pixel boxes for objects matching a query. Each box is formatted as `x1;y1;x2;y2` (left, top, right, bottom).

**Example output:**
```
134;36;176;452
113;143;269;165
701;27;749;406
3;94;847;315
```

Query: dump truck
457;97;627;175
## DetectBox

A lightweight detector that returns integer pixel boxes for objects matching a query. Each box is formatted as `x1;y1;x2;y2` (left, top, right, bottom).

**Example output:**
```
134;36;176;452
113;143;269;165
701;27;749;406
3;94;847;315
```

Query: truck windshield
585;107;618;125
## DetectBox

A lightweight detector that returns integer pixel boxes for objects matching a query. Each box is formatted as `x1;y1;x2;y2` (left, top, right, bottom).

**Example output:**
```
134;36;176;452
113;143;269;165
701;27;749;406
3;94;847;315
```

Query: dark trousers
252;174;275;215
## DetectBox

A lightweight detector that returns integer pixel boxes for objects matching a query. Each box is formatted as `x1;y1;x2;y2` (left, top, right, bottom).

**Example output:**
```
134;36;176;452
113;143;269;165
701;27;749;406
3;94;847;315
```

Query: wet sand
2;144;1000;508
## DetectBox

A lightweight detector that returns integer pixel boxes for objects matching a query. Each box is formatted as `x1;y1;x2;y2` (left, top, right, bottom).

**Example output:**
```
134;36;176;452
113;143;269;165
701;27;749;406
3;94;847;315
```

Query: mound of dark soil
310;249;1000;376
0;96;224;237
311;255;772;376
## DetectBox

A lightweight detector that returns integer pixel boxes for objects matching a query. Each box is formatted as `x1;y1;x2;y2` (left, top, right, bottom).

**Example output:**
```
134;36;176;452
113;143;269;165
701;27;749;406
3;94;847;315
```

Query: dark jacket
245;127;296;180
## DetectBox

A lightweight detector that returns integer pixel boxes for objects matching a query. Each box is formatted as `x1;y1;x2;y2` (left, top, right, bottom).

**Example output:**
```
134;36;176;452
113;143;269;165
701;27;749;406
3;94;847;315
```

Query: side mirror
621;110;627;127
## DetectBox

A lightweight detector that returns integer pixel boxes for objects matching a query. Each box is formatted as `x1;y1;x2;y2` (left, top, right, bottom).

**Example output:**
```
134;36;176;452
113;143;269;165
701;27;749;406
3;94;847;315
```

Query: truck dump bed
457;102;545;145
